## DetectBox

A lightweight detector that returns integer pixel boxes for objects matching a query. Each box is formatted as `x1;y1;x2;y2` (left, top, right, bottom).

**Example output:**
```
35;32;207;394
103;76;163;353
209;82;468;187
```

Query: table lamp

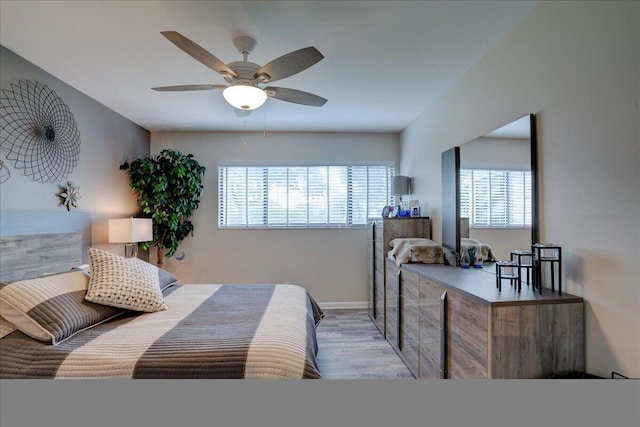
392;175;411;212
108;218;153;258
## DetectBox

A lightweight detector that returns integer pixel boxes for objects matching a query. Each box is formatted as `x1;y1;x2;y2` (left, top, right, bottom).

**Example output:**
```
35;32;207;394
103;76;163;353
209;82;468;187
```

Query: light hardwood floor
315;308;414;379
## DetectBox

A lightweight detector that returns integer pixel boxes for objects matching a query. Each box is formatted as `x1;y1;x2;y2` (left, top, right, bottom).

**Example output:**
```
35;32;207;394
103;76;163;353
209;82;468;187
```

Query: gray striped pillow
0;271;124;344
0;316;17;339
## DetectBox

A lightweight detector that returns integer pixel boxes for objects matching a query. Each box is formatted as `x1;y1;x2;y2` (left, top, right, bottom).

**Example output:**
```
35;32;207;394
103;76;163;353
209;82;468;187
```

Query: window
218;164;394;228
460;169;531;228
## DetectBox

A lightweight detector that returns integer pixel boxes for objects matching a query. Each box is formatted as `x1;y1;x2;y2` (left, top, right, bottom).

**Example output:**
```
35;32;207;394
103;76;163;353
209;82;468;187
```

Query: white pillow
85;248;167;313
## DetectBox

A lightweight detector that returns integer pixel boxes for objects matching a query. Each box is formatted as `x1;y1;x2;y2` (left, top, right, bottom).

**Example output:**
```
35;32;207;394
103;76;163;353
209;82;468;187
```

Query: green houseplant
120;149;206;267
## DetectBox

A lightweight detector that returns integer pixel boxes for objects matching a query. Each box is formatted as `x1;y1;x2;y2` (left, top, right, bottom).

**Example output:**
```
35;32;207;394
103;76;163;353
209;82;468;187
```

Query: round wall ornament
0;160;10;184
0;80;81;183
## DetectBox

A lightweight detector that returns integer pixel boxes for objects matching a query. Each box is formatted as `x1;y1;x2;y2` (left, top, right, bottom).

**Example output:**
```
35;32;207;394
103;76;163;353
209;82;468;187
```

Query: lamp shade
392;175;411;195
222;85;267;110
108;218;153;243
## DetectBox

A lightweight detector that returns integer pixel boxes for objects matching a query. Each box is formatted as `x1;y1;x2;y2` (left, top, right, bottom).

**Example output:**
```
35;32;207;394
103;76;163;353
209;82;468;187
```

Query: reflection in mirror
458;114;537;261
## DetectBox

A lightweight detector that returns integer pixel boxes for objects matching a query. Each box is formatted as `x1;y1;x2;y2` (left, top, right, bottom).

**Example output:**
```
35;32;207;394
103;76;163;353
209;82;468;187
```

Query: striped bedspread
0;284;324;379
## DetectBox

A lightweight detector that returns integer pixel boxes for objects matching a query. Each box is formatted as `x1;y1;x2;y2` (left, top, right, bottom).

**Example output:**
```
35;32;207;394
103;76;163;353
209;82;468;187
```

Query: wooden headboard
0;233;82;282
0;211;91;282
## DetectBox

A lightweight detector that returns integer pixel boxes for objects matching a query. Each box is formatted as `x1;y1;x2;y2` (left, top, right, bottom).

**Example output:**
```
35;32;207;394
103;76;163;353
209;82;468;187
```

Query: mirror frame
442;113;539;256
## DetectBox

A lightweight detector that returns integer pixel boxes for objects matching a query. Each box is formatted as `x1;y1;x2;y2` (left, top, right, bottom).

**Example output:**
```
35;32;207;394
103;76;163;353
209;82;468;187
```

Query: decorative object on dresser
510;250;535;289
495;260;520;291
410;200;420;217
108;218;153;258
472;245;484;268
460;245;471;269
532;243;562;295
0;79;81;183
119;149;206;267
367;217;430;337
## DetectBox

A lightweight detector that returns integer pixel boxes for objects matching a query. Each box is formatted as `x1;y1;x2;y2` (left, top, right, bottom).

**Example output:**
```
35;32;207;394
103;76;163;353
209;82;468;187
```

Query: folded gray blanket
461;238;497;262
388;238;444;266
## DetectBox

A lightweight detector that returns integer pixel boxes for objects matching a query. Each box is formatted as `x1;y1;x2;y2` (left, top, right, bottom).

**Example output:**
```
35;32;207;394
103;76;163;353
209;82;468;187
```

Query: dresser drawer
400;269;419;302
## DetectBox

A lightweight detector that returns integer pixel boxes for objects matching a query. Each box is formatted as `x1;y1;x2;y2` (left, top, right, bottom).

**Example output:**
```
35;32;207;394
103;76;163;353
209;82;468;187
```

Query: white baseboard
319;301;368;310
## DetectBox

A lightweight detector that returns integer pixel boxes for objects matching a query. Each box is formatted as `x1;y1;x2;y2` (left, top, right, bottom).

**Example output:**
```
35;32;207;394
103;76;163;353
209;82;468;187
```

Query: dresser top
402;263;583;306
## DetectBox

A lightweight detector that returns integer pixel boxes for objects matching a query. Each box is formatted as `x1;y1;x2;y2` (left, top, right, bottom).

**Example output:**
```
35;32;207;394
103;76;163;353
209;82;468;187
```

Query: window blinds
218;164;394;228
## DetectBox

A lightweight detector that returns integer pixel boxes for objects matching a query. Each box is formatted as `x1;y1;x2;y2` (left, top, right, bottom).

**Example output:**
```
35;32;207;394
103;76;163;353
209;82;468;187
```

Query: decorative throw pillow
0;316;18;339
85;248;168;312
0;271;124;344
72;262;179;292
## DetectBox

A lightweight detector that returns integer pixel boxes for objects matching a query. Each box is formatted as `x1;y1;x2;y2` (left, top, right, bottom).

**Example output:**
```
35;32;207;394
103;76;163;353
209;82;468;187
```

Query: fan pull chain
243;117;248;150
263;101;268;139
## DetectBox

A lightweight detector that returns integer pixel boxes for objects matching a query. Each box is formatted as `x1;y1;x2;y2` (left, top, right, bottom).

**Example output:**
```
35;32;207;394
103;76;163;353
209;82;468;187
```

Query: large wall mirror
442;114;538;261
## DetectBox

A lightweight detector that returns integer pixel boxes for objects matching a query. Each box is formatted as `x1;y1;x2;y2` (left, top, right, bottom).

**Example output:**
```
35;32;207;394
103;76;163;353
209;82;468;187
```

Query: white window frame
218;162;395;229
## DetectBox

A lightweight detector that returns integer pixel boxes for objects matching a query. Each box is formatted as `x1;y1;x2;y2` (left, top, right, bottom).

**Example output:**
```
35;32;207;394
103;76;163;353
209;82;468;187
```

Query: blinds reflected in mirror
460;169;532;228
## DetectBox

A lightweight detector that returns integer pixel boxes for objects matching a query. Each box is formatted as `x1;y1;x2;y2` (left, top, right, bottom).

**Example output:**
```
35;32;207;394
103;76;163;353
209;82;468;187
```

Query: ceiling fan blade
254;47;324;83
161;31;237;79
152;84;227;92
264;87;327;107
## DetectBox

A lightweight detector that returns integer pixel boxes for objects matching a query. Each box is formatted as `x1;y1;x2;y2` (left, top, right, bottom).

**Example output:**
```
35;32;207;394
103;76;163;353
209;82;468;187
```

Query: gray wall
0;46;150;255
151;131;399;306
400;1;639;378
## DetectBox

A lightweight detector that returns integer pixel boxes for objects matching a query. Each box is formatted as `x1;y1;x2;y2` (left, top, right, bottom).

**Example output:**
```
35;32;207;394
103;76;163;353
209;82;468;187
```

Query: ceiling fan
152;31;327;111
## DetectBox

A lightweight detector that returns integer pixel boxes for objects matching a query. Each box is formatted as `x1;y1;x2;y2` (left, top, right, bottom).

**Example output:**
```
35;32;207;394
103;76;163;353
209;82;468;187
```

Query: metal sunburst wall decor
57;181;81;211
0;80;81;183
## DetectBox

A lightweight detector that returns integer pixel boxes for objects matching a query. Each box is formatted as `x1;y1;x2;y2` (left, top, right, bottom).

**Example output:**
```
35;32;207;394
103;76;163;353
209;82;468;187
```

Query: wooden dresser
367;217;431;335
385;263;584;379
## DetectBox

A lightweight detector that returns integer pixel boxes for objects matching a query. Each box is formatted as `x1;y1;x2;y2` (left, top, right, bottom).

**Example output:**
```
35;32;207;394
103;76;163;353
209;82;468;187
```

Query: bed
0;217;323;379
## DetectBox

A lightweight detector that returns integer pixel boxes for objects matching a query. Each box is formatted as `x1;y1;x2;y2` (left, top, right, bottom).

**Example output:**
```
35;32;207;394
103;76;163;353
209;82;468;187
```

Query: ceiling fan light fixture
156;32;326;108
222;85;267;110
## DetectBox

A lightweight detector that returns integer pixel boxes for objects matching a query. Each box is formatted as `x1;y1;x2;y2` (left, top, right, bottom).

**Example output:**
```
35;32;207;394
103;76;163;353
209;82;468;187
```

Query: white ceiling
0;1;537;133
